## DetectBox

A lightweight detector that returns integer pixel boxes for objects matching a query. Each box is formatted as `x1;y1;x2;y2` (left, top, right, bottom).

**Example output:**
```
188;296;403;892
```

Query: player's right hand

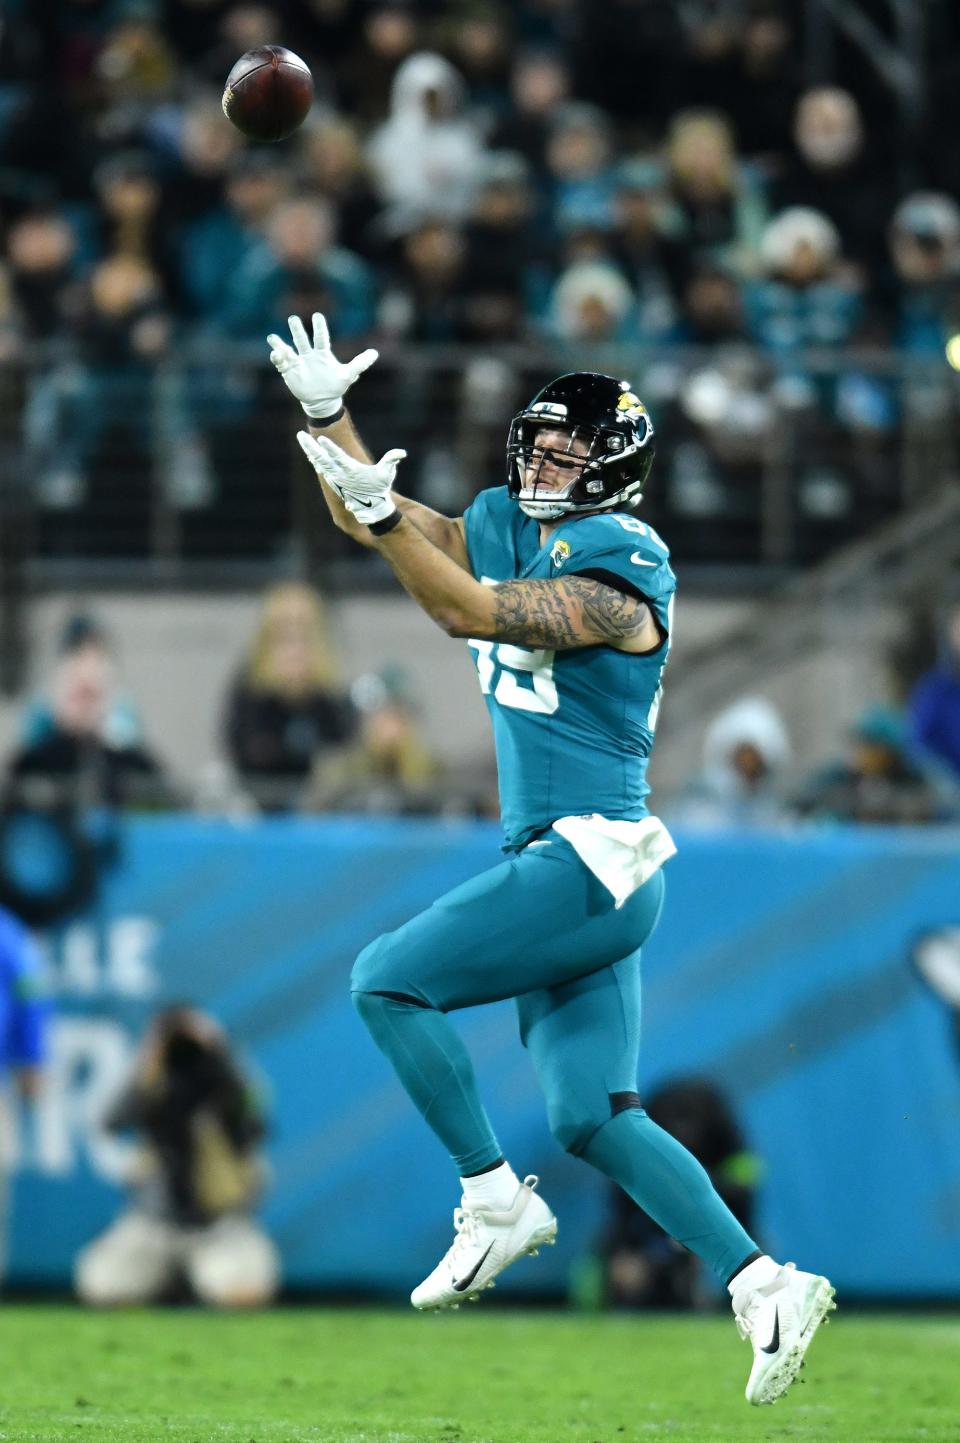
267;312;378;420
297;430;405;526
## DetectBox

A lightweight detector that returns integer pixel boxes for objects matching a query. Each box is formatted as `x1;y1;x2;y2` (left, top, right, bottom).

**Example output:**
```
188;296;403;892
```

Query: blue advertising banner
5;817;960;1298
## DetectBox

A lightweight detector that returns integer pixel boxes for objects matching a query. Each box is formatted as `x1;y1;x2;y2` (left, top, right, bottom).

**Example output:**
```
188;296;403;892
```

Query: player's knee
351;986;385;1034
350;933;395;996
351;933;432;1011
546;1097;607;1157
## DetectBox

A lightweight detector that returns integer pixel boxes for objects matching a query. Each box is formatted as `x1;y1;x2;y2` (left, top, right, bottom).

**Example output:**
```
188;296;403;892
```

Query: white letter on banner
33;1018;135;1180
106;919;160;998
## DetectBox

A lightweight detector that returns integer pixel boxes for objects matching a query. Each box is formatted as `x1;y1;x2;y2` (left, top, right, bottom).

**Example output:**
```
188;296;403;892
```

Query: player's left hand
268;312;378;419
297;431;406;526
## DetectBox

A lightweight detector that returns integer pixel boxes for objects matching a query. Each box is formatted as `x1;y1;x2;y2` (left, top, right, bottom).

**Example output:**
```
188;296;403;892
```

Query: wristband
306;403;345;427
367;508;403;536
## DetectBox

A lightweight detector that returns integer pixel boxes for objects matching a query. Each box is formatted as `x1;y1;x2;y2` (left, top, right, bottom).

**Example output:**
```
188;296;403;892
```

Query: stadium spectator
88;152;178;300
611;160;687;341
337;0;421;125
366;52;485;230
18;614;143;752
306;667;441;815
78;254;170;366
221;197;376;342
594;1079;761;1310
93;16;177;121
773;87;893;277
656;343;777;560
5;628;168;809
489;49;572;172
461;152;542;342
0;904;49;1290
223;581;354;809
794;704;959;825
379;220;468;342
74;1005;279;1308
5;212;82;342
299;114;383;262
549;260;635;343
168;97;245;231
744;208;860;357
440;5;513;119
883;193;960;356
545;102;618;235
663;111;768;279
674;264;748;346
46;252;172;516
909;601;960;782
180;151;292;319
671;696;793;829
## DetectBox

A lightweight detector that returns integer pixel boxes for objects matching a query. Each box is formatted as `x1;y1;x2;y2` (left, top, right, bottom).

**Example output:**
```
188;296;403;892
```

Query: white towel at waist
552;813;677;909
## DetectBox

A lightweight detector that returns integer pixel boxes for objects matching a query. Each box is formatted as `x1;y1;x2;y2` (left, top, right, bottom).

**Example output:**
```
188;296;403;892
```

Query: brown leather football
222;46;314;143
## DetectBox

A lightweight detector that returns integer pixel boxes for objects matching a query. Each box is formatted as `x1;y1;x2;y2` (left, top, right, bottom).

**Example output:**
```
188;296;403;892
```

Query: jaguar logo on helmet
506;372;656;521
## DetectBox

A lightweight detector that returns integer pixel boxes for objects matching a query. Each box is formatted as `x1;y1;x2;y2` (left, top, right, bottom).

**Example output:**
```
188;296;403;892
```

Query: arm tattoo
491;577;651;649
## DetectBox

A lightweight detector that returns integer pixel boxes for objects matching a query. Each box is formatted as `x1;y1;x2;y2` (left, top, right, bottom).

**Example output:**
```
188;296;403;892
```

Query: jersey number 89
467;640;560;715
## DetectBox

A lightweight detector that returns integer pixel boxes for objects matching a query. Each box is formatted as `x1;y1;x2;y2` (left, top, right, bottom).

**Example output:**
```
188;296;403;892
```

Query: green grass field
1;1305;957;1443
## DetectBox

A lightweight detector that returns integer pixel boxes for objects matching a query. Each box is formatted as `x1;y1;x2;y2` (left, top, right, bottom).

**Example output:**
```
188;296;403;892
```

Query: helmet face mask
506;373;655;521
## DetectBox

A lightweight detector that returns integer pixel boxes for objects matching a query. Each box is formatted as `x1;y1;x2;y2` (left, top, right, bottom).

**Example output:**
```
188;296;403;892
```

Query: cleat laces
735;1262;796;1342
448;1206;483;1265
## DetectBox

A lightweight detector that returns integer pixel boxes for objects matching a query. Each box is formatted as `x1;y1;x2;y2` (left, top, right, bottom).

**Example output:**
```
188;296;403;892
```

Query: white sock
728;1254;782;1298
460;1161;521;1211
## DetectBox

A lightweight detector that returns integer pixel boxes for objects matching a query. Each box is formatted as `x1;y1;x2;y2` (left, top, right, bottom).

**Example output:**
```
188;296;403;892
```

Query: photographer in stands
75;1006;279;1308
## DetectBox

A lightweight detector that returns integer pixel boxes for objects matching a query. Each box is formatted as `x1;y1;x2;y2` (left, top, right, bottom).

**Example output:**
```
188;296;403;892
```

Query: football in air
222;46;314;142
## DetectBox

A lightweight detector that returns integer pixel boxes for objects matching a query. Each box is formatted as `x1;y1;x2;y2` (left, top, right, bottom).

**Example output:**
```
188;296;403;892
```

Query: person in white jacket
366;52;485;230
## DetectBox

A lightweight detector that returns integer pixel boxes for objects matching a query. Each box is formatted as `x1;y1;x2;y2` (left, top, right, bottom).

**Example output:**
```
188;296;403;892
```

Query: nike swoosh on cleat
761;1306;780;1354
452;1244;494;1292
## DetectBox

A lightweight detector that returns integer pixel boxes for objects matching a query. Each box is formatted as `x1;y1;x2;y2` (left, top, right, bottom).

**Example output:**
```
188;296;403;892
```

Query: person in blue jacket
910;602;960;782
0;905;50;1286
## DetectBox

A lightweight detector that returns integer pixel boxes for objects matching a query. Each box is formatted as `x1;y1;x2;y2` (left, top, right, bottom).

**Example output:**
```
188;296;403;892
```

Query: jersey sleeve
566;515;676;640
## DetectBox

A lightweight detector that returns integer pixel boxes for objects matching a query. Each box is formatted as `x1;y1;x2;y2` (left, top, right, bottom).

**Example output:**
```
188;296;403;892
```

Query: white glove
267;312;378;420
297;431;406;526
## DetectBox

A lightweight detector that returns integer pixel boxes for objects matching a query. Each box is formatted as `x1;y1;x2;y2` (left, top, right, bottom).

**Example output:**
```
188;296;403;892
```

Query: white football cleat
733;1261;836;1405
411;1174;557;1311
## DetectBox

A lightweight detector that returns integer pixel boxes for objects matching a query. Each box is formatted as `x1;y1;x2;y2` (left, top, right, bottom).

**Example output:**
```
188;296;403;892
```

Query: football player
268;314;835;1406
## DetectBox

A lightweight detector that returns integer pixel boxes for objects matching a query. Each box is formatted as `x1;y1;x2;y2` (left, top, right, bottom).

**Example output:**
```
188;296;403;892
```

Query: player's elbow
435;607;477;637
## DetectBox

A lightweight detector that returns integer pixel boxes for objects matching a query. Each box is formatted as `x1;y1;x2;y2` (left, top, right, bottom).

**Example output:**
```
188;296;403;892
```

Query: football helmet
506;372;655;521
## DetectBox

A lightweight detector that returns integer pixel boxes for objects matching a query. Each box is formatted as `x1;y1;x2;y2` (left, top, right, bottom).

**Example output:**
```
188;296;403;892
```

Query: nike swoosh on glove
297;430;406;526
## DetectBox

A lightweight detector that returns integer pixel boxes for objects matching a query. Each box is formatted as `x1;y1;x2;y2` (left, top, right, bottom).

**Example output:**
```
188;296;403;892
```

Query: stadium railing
2;342;958;590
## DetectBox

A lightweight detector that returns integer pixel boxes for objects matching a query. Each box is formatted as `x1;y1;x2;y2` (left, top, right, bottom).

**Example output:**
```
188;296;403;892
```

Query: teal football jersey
462;485;676;850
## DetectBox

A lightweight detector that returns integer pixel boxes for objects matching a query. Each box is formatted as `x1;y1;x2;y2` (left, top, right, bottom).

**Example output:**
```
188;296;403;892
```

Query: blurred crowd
0;587;478;821
5;0;960;356
668;591;960;827
3;586;960;827
4;0;960;564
